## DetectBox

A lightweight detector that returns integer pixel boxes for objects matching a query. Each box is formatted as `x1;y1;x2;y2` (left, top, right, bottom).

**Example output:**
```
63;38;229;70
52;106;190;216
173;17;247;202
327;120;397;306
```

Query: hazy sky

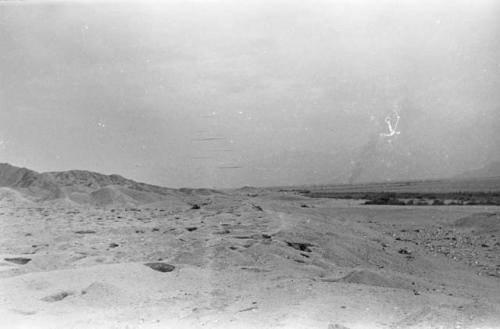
1;0;499;188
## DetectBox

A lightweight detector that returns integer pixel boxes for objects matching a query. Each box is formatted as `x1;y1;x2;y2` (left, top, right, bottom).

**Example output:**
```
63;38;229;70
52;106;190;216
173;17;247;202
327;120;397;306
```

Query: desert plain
1;166;500;329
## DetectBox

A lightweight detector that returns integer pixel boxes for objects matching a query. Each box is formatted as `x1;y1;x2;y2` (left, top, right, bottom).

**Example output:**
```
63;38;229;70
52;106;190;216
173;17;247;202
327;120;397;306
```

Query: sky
1;0;499;188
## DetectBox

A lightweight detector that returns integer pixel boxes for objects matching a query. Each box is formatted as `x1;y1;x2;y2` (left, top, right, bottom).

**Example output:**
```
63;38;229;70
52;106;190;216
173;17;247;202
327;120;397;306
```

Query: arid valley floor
1;171;500;328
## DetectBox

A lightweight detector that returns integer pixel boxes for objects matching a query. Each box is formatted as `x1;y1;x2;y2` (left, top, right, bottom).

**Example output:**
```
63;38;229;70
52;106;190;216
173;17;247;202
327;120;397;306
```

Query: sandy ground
1;190;500;329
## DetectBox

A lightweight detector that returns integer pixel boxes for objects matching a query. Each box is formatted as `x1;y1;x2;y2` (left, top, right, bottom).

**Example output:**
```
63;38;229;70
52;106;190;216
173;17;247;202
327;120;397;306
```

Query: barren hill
0;163;192;207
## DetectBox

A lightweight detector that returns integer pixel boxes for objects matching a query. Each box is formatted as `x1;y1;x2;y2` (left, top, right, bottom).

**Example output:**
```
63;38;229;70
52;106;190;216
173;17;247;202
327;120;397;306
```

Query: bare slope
0;163;190;207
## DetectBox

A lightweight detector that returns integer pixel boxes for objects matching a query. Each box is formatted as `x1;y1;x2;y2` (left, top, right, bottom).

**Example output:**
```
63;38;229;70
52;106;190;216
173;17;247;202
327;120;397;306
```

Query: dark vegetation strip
298;191;500;206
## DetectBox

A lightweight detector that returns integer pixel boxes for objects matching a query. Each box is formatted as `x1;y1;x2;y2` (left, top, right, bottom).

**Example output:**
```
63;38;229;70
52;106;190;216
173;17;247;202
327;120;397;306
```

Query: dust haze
1;0;499;187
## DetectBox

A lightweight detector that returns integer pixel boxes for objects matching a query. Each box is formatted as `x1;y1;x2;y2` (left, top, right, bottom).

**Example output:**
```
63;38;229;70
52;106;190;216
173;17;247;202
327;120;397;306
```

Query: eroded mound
80;281;133;305
454;213;500;232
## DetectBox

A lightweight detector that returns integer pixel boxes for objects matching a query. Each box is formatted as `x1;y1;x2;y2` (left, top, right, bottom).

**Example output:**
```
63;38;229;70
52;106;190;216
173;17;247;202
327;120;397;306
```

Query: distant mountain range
0;163;200;207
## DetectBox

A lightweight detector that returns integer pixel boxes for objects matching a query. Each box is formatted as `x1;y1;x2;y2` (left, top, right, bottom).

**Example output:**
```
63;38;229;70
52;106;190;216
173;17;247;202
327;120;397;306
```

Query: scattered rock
286;241;314;252
41;291;73;302
4;257;31;265
252;204;264;211
398;248;411;255
234;235;253;239
191;204;201;210
144;262;176;273
240;267;271;273
328;324;351;329
238;306;258;312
